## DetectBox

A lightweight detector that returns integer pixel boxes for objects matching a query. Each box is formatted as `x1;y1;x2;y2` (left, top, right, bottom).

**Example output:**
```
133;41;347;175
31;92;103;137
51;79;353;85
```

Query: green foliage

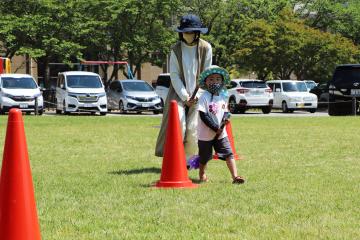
0;0;359;84
232;7;359;82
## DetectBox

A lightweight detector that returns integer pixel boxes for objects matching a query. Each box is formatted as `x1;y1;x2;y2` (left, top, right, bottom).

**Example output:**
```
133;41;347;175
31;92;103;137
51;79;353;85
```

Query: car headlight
68;93;78;98
126;95;136;100
290;97;302;101
98;92;106;97
34;93;42;98
3;93;13;98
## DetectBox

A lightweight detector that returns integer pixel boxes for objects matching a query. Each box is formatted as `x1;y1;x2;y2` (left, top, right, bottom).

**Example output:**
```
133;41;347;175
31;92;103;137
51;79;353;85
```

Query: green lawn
0;115;359;239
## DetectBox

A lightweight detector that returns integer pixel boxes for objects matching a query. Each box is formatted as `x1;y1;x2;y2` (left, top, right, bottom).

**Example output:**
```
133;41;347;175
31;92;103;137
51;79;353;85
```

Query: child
197;65;245;184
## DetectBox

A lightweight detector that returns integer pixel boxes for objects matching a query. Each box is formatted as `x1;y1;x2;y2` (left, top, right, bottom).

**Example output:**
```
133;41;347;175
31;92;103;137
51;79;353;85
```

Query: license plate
84;103;93;107
251;90;262;95
351;89;360;96
142;103;150;107
297;103;304;107
19;103;28;108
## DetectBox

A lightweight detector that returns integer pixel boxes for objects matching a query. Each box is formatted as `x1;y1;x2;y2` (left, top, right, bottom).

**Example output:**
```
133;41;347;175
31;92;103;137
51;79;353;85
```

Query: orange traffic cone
155;101;198;188
214;121;241;160
0;108;41;240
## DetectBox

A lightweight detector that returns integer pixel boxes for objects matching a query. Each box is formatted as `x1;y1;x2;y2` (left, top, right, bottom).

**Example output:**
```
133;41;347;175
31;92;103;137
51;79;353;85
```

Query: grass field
0;114;359;240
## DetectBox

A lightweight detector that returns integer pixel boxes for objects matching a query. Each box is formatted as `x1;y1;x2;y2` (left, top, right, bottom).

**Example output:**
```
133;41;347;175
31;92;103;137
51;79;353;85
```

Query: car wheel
38;109;44;115
100;112;107;116
119;101;126;114
308;108;316;113
55;99;62;114
153;110;160;115
63;101;69;115
328;99;352;116
228;98;238;114
261;106;272;114
282;101;289;113
238;108;246;114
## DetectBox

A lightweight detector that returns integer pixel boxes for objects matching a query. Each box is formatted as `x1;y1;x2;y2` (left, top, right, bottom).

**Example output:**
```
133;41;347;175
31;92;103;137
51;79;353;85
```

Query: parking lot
42;109;330;117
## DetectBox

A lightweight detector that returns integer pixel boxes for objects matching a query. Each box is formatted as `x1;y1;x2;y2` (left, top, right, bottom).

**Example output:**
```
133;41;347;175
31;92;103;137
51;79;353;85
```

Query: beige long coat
155;39;211;157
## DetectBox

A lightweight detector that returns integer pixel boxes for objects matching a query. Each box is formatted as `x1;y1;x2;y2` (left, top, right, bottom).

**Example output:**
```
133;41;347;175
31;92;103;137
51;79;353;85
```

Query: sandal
232;176;245;184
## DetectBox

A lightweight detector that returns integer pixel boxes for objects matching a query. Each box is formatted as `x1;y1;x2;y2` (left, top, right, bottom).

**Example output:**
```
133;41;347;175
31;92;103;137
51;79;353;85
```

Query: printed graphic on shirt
198;91;228;141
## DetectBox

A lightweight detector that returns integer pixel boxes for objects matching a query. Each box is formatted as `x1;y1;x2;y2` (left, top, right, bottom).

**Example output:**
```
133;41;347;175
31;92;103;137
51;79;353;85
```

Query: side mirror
116;89;121;93
275;88;281;92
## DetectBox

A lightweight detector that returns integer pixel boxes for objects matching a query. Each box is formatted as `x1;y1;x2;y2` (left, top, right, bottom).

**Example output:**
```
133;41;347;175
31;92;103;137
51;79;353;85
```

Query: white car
0;73;44;115
227;79;273;114
106;79;162;114
304;80;317;91
154;73;170;106
267;80;318;113
55;71;107;115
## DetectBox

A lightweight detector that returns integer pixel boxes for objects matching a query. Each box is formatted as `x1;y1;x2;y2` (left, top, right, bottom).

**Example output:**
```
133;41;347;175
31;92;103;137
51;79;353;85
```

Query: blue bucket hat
199;65;230;90
175;14;208;34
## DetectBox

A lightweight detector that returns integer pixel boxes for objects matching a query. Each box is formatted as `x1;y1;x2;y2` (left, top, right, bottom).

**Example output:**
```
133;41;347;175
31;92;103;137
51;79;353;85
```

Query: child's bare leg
226;156;245;184
199;163;208;182
225;157;238;179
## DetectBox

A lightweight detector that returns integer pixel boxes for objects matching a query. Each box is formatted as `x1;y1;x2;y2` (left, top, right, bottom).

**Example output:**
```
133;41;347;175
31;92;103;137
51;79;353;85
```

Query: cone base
155;179;198;188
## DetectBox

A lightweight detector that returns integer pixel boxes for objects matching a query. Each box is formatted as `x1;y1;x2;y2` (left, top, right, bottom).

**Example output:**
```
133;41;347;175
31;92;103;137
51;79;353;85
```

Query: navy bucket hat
175;14;208;34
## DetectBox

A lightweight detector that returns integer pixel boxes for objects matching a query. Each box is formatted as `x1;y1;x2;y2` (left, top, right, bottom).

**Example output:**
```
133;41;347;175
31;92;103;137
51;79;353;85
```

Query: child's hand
185;97;197;107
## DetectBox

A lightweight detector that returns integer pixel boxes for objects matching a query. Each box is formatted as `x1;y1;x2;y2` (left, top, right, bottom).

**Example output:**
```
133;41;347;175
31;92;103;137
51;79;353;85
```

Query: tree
294;0;360;45
232;19;275;80
0;0;83;87
74;0;180;85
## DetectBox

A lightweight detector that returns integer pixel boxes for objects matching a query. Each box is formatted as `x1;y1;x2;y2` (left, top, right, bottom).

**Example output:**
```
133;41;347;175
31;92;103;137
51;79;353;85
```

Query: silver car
106;80;162;114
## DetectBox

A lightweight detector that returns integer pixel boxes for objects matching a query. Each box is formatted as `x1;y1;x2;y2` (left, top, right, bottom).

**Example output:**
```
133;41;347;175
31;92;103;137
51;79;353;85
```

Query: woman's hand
184;97;198;107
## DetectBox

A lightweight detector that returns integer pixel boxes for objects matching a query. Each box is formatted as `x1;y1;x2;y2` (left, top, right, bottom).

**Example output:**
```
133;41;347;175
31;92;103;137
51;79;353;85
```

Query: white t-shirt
198;91;228;141
169;41;212;101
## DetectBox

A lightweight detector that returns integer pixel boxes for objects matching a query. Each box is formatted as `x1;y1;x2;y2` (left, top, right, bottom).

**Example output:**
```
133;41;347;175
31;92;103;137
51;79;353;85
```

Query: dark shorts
198;137;233;165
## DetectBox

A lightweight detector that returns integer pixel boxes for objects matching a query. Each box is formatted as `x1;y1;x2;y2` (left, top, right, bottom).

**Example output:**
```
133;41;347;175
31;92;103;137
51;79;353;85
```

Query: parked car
267;80;318;113
155;73;170;105
310;83;329;109
328;64;360;116
0;73;44;115
55;71;107;115
106;79;162;114
227;79;273;114
304;80;317;91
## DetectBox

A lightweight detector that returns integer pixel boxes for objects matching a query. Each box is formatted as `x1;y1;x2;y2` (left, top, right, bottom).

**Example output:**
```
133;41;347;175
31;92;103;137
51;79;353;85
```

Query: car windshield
1;77;37;89
66;75;103;88
333;67;360;84
305;81;316;90
283;82;308;92
123;81;153;91
241;81;267;88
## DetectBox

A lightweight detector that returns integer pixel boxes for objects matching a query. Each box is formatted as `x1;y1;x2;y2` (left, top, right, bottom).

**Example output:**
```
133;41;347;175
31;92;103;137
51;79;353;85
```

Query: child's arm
199;111;220;132
214;112;231;139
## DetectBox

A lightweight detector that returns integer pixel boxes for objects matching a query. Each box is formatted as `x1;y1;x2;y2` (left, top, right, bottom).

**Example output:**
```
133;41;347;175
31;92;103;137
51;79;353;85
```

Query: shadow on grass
109;167;161;175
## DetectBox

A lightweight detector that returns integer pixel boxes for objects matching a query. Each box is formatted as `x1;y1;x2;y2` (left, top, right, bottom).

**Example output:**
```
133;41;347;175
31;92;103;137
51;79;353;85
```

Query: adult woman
155;14;212;163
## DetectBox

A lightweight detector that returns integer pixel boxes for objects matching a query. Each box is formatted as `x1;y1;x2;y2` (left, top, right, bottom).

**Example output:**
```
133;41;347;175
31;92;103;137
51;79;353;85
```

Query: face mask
208;83;222;94
182;33;196;45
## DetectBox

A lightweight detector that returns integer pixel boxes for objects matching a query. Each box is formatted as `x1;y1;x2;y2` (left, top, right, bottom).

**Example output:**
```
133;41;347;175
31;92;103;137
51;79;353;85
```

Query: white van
267;80;318;113
55;71;107;115
0;73;44;114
